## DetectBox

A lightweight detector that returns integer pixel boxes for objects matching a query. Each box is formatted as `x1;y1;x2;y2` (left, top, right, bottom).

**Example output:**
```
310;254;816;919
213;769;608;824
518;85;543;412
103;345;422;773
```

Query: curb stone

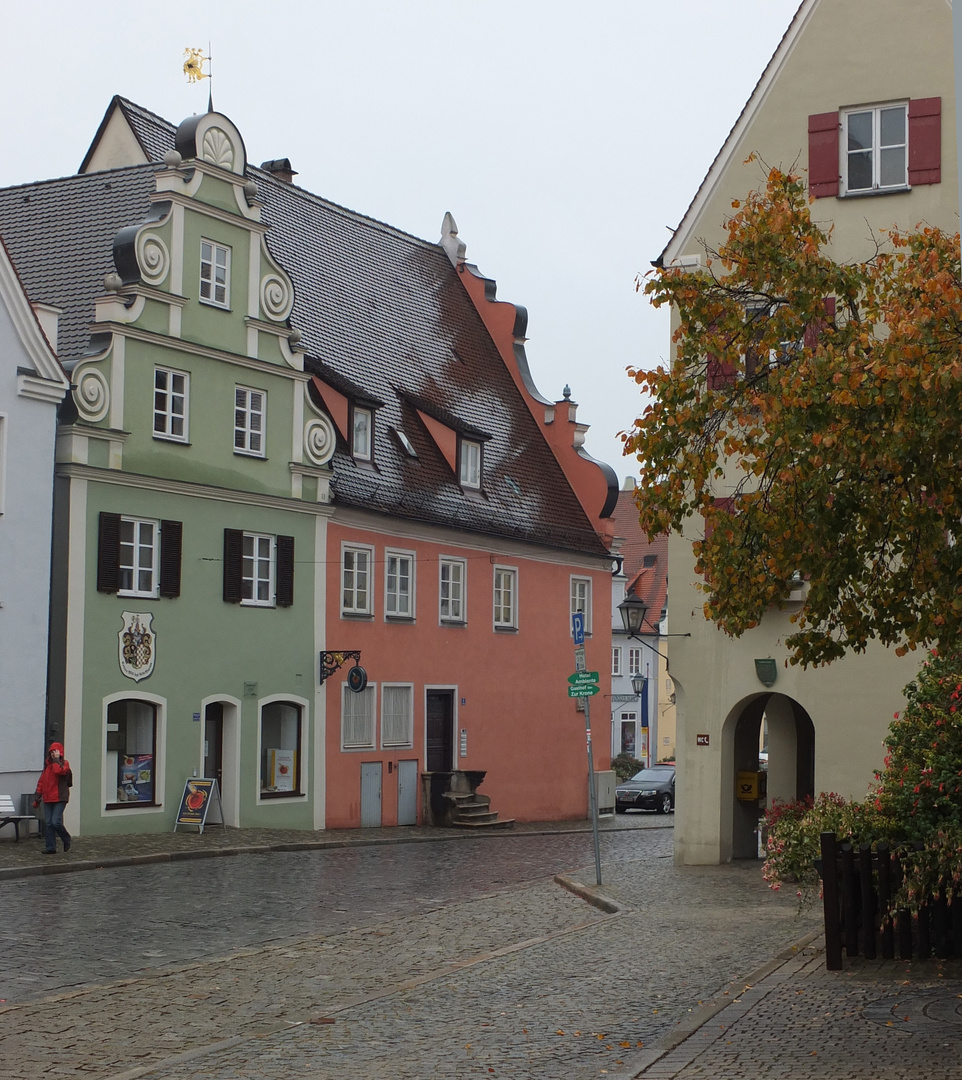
603;930;823;1080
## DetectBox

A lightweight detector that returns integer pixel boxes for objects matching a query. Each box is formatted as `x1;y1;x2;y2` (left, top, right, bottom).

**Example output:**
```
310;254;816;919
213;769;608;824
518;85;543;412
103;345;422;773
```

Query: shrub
763;647;962;908
611;753;645;783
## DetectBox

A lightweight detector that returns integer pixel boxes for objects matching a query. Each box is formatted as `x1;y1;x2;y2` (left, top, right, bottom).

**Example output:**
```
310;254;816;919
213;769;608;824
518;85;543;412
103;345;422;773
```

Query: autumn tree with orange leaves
625;167;962;667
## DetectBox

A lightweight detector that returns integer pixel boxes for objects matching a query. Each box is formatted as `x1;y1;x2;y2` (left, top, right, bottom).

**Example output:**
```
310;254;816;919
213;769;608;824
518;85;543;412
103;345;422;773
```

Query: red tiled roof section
612;486;668;624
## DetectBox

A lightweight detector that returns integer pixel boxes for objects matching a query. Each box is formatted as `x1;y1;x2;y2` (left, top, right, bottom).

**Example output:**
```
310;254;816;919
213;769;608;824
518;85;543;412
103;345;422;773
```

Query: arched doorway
728;693;815;859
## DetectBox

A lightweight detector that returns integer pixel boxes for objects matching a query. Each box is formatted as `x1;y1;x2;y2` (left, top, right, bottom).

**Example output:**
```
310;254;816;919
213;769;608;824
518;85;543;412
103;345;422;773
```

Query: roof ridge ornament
183;45;213;112
440;211;466;267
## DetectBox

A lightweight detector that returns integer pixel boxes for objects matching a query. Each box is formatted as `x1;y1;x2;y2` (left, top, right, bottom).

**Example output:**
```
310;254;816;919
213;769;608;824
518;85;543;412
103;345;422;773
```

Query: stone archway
728;693;815;859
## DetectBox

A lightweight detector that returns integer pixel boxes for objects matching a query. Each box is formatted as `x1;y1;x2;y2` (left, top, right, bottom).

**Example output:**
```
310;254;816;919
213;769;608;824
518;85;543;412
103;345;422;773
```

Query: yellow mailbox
736;771;760;801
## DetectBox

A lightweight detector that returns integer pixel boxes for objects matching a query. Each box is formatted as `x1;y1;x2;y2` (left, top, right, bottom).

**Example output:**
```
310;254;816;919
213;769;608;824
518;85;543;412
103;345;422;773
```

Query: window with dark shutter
223;528;243;603
908;97;941;185
159;520;183;598
276;535;295;607
97;512;121;593
803;297;837;349
808;111;840;198
706;355;736;389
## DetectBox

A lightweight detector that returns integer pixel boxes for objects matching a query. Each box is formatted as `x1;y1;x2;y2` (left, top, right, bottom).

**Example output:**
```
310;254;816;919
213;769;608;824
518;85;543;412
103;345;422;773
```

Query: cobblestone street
1;824;818;1079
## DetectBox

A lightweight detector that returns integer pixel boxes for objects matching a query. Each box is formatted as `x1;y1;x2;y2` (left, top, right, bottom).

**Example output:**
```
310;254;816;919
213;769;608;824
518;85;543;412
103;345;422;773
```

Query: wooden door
426;690;453;772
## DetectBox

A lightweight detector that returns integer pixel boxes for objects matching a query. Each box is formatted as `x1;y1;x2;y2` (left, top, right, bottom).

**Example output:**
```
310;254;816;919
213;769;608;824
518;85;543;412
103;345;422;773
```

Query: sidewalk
608;932;962;1080
0;811;661;881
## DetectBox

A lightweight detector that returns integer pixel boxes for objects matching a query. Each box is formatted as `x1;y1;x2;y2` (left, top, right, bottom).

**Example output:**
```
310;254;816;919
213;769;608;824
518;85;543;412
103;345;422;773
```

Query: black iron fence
818;831;962;969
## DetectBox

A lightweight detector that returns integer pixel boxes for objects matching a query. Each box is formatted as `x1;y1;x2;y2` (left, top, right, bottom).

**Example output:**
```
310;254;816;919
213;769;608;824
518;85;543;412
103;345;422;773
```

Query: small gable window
154;366;189;442
352;405;372;461
200;240;230;308
459;438;481;489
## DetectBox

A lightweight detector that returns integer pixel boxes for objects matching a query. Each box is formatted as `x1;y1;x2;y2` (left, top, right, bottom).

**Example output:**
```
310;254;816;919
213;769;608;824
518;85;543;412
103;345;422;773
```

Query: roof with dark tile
0;99;609;557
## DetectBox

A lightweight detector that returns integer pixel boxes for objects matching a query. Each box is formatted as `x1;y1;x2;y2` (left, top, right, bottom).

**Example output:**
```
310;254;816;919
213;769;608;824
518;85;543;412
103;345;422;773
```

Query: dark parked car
615;765;675;814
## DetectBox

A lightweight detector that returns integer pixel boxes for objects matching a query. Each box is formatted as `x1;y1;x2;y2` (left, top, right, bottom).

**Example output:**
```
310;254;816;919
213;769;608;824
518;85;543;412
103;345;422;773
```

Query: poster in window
118;754;153;802
265;748;296;792
620;722;636;757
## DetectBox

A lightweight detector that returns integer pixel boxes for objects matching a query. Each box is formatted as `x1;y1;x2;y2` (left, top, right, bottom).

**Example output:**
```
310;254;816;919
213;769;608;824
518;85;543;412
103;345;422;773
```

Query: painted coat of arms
119;612;155;682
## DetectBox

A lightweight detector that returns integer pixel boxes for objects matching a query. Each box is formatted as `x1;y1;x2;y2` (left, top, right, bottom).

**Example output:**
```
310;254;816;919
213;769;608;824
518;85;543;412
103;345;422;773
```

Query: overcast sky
2;0;801;477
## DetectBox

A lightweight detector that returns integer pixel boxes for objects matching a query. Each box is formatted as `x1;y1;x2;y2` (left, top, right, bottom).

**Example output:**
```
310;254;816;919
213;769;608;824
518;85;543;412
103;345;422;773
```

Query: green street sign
568;684;601;698
567;671;599;686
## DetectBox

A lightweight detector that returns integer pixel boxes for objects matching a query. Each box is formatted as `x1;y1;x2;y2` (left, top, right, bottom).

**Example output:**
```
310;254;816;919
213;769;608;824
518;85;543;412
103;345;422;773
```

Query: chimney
260;158;298;184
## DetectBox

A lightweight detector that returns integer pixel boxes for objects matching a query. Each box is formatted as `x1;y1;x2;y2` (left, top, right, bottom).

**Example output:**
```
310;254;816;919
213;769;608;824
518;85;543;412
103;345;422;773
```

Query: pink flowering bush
763;649;962;909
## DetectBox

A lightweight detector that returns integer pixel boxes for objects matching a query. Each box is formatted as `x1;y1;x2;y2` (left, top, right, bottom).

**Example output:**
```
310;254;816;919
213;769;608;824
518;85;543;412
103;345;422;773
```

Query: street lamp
618;592;648;639
631;673;648;767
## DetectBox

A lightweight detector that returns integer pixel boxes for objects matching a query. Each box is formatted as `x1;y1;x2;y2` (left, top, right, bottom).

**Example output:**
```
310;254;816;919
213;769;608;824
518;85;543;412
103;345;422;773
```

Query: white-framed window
459;438;481;489
385;549;414;619
242;533;274;606
628;647;643;676
439;556;466;623
612;647;622;677
342;544;374;615
342;683;376;749
234;386;266;457
352;405;372;461
118;517;159;597
842;103;907;195
153;366;189;441
260;700;303;797
106;698;159;808
493;565;518;629
381;683;414;748
570;576;591;634
200;239;230;308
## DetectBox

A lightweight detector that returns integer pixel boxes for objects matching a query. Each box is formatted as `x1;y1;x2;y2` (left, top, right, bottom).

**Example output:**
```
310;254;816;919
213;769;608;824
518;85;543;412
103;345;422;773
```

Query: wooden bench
0;795;37;842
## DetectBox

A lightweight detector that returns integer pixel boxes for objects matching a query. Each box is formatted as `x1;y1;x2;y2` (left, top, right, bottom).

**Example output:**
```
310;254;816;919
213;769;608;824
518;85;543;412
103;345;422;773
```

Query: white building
0;239;69;804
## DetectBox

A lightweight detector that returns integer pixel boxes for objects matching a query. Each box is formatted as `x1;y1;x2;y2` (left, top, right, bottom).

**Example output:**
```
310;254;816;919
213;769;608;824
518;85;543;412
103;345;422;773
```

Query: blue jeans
43;802;70;852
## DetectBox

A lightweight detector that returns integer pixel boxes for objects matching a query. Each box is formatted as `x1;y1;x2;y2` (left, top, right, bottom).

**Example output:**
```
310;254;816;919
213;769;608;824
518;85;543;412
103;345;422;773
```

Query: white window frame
628;647;643;677
342;543;374;616
200;239;230;308
439;556;466;624
341;682;376;749
841;102;908;196
102;691;166;817
493;565;518;630
153;366;189;442
384;548;415;619
459;438;481;489
234;386;266;457
570;576;592;634
256;693;309;804
611;646;622;677
352;405;372;461
241;532;275;607
118;516;159;598
381;683;414;749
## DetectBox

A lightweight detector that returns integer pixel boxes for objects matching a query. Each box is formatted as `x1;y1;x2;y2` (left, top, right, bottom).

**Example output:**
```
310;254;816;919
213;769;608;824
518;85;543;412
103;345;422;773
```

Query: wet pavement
2;817;959;1079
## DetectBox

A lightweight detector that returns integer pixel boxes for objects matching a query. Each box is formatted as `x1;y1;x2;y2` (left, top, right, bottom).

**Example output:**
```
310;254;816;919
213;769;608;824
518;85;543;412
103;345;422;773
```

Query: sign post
572;614;602;886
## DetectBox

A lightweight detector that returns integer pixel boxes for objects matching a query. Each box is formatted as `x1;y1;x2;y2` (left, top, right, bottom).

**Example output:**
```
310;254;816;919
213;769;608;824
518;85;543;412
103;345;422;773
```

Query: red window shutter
908;97;941;185
706;354;736;389
223;528;243;603
159;520;183;599
276;535;295;607
808;112;840;198
703;496;735;541
804;296;837;349
97;512;121;593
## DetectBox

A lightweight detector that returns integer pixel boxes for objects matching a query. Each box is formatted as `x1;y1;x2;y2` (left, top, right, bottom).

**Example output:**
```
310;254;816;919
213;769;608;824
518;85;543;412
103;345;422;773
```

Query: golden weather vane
183;47;209;83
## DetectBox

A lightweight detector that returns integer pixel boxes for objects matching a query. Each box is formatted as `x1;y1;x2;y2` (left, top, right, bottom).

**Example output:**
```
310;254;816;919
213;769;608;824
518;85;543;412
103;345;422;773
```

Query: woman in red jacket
33;742;72;854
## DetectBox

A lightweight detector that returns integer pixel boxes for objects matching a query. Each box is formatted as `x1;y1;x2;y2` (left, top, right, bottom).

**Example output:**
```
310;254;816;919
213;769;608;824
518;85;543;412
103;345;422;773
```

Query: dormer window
352;405;372;461
200;240;230;308
459;438;481;489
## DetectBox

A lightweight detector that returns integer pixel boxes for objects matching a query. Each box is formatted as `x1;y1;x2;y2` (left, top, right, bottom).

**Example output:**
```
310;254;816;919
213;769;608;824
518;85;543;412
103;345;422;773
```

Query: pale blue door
360;762;382;827
397;759;417;825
